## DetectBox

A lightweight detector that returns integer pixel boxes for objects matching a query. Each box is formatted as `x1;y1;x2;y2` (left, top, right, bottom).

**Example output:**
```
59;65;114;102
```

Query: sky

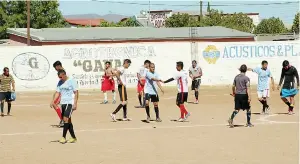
58;0;300;24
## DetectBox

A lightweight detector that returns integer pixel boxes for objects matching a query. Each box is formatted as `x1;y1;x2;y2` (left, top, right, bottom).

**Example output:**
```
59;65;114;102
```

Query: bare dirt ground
0;86;298;164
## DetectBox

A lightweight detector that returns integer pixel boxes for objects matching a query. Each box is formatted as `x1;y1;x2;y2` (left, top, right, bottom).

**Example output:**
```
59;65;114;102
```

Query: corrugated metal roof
255;33;299;41
7;26;255;42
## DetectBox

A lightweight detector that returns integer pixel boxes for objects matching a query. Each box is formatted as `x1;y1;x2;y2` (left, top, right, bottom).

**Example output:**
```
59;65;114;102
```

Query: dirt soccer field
0;86;298;164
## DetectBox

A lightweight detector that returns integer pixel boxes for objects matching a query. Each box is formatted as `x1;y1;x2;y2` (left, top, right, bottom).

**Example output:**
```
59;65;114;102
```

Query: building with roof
7;26;255;46
64;14;128;27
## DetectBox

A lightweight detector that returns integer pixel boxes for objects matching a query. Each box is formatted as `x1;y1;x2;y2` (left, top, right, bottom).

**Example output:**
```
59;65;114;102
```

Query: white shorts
257;89;270;98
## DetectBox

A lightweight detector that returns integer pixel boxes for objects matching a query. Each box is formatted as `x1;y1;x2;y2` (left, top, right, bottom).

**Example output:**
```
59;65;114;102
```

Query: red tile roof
65;19;105;27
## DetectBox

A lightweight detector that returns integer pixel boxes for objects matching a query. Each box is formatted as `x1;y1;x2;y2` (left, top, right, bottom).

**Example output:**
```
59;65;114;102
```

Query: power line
91;0;298;7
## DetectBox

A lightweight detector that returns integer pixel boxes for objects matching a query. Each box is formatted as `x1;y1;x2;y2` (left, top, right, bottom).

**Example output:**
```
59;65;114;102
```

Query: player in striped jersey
163;61;191;122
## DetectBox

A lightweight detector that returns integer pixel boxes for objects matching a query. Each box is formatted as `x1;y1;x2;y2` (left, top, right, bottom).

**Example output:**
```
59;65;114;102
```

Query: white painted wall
247;14;260;26
0;41;299;91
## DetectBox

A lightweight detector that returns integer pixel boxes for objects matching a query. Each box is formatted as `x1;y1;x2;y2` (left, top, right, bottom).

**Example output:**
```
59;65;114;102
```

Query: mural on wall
150;12;168;28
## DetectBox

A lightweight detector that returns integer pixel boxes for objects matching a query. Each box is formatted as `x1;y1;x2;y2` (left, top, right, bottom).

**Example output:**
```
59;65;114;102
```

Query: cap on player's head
282;60;289;67
105;61;111;65
53;61;62;68
176;61;184;69
144;60;151;65
239;64;247;73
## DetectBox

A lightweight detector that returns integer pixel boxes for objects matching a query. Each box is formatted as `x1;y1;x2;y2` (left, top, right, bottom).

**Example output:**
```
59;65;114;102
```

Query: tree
220;12;254;33
0;0;67;39
165;13;192;27
291;12;299;34
207;2;211;13
254;17;287;34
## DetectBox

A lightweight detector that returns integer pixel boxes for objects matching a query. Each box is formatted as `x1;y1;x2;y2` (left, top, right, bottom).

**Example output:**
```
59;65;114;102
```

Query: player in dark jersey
228;64;253;128
277;60;299;115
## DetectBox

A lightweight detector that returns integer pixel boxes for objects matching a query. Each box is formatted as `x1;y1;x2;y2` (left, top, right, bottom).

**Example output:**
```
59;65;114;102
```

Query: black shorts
61;104;73;118
118;85;128;101
0;92;12;102
176;92;188;104
234;94;250;110
191;79;201;90
145;93;159;102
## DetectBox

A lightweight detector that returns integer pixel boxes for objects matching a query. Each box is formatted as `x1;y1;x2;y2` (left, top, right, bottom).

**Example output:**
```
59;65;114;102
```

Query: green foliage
165;9;254;33
0;0;67;39
98;17;138;27
291;12;299;33
254;17;287;34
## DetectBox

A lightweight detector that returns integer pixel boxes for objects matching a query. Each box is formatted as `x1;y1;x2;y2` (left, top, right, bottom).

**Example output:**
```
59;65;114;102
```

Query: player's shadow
170;119;190;122
187;101;196;104
116;119;132;121
226;125;245;128
252;113;262;115
141;119;156;123
1;115;12;117
50;125;63;128
49;140;60;143
274;112;289;115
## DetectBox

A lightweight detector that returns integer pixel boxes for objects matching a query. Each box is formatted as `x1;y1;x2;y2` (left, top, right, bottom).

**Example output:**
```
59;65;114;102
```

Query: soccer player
247;60;275;114
0;67;15;116
277;60;299;115
228;64;253;128
110;59;132;122
189;60;202;104
136;60;151;108
162;61;191;122
101;61;116;104
50;61;65;127
144;63;164;122
52;70;78;144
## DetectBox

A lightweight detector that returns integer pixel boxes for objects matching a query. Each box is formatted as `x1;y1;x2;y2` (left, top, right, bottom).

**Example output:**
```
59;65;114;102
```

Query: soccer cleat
122;118;131;121
265;106;270;114
7;113;11;116
177;118;184;122
245;123;254;127
101;101;108;104
1;113;4;117
112;100;116;104
59;137;67;144
195;100;199;104
156;118;162;122
110;113;117;122
67;137;77;143
59;121;64;127
228;119;234;128
146;117;151;123
184;112;191;120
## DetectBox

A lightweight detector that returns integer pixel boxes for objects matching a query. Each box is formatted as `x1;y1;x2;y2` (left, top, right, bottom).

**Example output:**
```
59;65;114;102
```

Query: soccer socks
230;110;238;120
69;123;76;139
0;103;3;113
145;105;150;118
154;106;159;119
246;110;251;124
7;103;11;114
285;101;291;107
138;95;142;106
113;104;123;114
195;91;199;100
112;91;116;101
179;104;188;118
63;123;70;138
123;105;127;118
104;92;108;101
55;107;62;120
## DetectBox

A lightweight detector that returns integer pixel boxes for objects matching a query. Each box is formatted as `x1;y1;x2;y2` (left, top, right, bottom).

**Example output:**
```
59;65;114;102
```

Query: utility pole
147;0;151;26
199;1;203;21
27;0;30;46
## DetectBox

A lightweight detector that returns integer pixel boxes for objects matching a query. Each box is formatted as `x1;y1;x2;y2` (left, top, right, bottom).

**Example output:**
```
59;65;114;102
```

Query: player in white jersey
163;61;191;122
189;60;202;104
110;59;132;122
136;60;151;108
